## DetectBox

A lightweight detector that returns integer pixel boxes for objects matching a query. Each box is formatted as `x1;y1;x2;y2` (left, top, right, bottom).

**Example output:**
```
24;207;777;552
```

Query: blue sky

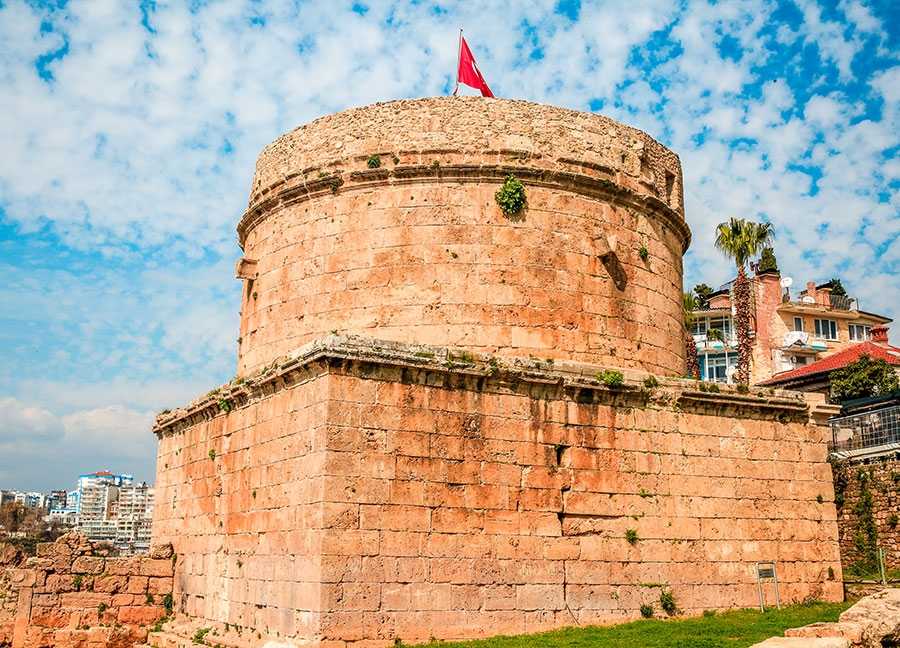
0;0;897;491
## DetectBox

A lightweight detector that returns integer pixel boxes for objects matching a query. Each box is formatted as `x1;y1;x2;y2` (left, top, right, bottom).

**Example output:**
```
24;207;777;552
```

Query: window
692;319;707;336
705;353;738;383
814;319;838;341
849;324;871;341
793;317;804;332
707;316;733;342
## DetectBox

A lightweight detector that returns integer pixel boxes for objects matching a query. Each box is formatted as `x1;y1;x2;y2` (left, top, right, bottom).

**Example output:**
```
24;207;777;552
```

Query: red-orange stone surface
235;97;691;378
151;338;843;647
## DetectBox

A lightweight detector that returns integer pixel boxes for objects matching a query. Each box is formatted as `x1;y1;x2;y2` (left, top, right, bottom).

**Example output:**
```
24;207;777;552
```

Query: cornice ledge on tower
152;335;812;438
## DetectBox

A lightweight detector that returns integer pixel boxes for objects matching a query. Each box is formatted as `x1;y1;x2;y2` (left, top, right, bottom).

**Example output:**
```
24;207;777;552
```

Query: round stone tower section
235;97;691;377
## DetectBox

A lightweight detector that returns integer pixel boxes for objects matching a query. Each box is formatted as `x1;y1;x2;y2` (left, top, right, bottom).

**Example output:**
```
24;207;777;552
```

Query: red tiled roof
759;341;900;386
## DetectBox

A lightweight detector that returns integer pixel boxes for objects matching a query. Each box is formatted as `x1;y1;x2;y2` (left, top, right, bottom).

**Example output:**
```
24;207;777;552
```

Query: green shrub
639;604;653;618
598;370;625;388
494;174;527;217
162;593;174;615
208;449;216;461
638;244;649;262
193;627;212;645
625;528;639;545
367;154;381;168
660;589;677;615
643;375;659;389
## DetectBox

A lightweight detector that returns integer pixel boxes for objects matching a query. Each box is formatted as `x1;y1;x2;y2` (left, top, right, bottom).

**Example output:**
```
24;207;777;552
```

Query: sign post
756;562;780;611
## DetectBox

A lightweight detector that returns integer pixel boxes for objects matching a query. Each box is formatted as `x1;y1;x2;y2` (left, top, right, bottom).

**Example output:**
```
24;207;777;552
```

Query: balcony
829;405;900;458
693;333;738;351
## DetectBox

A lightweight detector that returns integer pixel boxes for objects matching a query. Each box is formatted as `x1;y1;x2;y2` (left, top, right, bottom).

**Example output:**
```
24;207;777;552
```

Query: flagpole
452;28;462;96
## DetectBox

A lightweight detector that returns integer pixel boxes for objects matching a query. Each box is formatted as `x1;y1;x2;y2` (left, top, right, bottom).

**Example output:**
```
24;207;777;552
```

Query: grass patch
420;601;850;648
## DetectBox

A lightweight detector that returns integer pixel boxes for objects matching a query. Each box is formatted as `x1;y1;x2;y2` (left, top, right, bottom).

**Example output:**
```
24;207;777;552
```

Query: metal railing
783;294;857;311
829;405;900;454
829;294;855;310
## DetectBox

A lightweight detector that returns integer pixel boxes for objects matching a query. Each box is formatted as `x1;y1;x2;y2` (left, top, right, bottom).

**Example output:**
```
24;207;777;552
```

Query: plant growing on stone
367;154;381;169
643;375;659;389
208;449;216;461
660;589;677;615
494;174;526;217
714;217;774;384
889;514;898;529
638;243;650;262
625;528;639;545
193;627;212;645
850;470;878;576
162;593;174;615
639;604;653;618
598;369;625;388
682;292;700;379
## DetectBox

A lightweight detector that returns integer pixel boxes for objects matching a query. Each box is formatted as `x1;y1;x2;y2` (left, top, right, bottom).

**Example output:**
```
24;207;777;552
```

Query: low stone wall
0;533;173;648
833;456;900;573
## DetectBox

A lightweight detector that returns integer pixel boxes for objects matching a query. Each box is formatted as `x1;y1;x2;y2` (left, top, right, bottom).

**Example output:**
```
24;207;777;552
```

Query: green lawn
422;602;851;648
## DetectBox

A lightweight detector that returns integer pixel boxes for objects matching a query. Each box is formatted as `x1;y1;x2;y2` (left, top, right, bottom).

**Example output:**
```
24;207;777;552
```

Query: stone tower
150;98;841;648
234;98;690;378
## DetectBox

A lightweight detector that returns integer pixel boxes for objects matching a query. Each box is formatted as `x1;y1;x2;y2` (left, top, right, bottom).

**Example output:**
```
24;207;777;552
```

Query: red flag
455;34;494;98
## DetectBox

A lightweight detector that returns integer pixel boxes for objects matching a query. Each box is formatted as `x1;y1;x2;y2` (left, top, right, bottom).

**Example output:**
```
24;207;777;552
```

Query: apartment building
692;269;892;385
69;471;153;554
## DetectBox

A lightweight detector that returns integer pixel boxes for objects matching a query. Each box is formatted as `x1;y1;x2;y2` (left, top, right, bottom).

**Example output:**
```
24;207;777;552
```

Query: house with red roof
759;325;900;395
690;262;893;385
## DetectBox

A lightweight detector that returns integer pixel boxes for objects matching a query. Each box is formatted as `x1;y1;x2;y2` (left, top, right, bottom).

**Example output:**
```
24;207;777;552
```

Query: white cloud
0;397;64;443
61;405;156;458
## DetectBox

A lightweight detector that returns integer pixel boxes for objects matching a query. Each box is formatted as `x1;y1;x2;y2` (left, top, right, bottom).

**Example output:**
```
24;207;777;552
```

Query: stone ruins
1;97;849;648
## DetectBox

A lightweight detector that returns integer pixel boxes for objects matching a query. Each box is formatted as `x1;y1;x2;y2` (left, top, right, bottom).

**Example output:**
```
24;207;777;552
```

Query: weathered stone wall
235;98;691;379
151;337;843;647
0;533;173;648
0;543;23;645
151;361;330;644
834;456;900;573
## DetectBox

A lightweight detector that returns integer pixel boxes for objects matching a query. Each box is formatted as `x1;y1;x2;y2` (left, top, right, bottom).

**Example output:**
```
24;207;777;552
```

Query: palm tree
714;217;774;384
683;291;700;380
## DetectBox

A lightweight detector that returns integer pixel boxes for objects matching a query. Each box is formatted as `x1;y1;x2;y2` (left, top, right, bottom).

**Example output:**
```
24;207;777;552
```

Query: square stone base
151;337;843;646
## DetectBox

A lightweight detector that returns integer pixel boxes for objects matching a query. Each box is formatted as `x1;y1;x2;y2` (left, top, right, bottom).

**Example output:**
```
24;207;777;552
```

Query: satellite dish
801;295;815;304
780;276;793;288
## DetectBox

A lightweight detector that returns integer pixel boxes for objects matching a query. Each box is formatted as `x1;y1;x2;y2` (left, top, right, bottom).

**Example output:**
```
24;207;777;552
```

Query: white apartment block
72;472;154;555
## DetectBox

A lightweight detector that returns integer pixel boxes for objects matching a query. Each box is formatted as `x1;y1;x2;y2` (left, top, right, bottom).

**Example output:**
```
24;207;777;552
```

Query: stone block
71;556;104;574
92;575;129;593
140;558;174;578
117;605;164;625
